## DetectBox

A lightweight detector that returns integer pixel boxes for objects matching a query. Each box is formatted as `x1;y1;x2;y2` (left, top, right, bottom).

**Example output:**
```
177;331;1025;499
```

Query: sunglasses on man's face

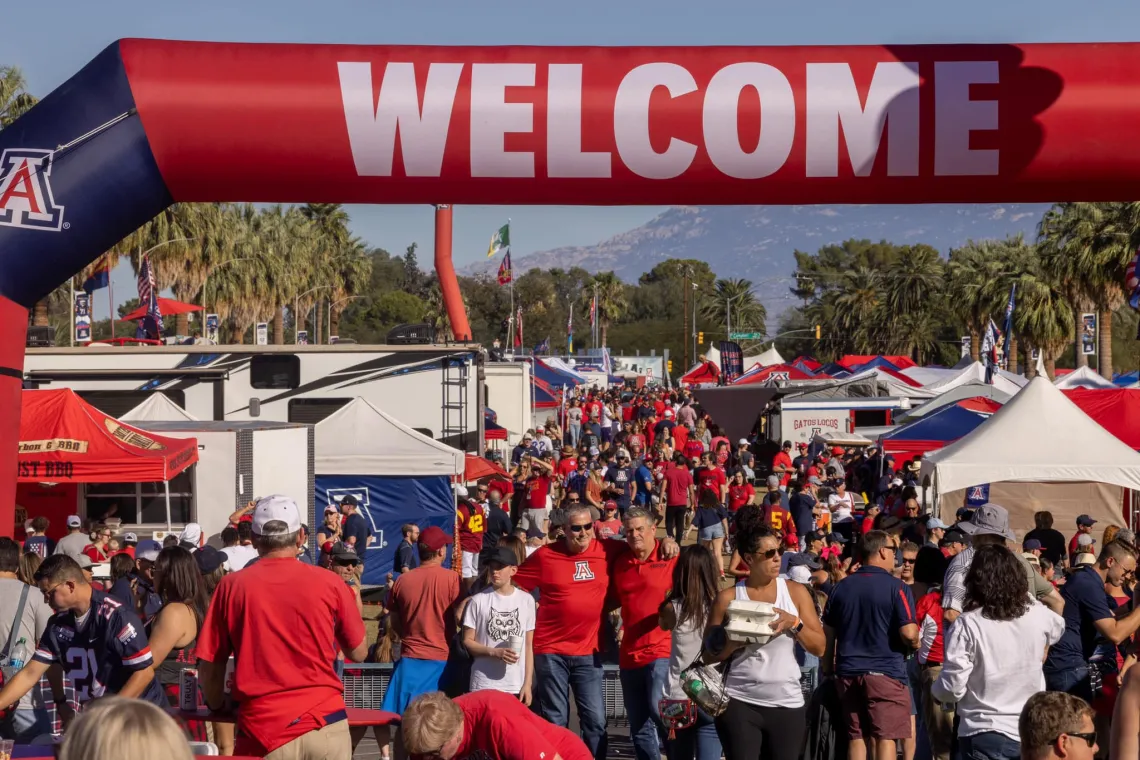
568;523;593;534
1057;731;1097;749
902;557;916;566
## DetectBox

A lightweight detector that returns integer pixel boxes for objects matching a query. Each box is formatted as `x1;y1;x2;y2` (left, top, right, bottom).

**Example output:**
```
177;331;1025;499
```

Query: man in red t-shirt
695;453;728;504
383;526;461;714
513;505;626;758
659;454;695;542
402;690;591;760
1069;514;1098;564
611;507;676;760
456;489;485;588
197;495;367;758
771;440;794;490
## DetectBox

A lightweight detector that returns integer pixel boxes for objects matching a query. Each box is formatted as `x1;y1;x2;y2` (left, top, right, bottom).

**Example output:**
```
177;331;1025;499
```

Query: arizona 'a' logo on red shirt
573;560;595;581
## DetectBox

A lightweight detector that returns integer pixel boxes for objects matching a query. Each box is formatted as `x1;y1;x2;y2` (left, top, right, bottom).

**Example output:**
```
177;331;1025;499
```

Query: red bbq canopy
19;389;198;483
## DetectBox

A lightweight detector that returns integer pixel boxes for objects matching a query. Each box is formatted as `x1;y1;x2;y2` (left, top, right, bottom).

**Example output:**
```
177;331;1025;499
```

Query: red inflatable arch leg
0;298;28;536
434;204;472;341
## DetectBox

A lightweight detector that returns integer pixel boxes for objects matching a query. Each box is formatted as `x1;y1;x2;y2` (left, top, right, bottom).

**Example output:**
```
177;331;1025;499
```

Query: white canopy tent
922;361;1027;397
314;397;464;477
1053;365;1118;390
705;344;784;373
120;394;199;422
921;377;1140;535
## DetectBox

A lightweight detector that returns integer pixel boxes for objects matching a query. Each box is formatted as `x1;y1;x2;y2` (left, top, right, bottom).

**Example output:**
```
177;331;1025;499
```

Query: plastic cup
507;634;524;655
0;738;14;760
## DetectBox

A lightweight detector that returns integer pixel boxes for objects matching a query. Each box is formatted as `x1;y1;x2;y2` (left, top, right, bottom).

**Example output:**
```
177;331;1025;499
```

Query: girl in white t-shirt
461;547;537;702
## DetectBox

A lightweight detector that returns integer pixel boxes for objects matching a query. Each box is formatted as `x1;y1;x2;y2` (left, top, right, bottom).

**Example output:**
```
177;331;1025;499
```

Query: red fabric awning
464;454;507;482
880;439;949;457
680;361;720;387
957;396;1004;414
1064;388;1140;450
19;389;199;483
119;297;204;322
733;363;813;385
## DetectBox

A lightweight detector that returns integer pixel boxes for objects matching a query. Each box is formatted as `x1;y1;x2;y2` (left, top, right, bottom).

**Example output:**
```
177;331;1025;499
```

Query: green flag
486;222;510;258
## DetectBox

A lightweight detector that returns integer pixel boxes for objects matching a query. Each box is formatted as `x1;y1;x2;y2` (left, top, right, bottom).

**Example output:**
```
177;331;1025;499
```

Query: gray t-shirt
53;532;89;560
0;578;53;710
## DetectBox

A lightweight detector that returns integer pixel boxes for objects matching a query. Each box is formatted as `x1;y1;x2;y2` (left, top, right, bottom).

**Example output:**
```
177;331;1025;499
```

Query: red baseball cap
419;526;454;552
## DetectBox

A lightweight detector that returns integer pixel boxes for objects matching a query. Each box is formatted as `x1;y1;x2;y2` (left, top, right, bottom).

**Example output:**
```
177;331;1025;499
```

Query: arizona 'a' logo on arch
0;149;65;231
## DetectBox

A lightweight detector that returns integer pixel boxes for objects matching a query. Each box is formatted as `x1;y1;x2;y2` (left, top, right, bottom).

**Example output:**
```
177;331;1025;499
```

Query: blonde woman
59;697;193;760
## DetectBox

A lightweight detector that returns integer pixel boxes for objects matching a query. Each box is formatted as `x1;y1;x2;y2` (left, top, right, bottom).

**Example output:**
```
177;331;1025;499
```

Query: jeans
620;658;669;760
569;422;581;447
1044;665;1092;702
535;653;607;759
669;706;722;760
665;506;688;543
959;731;1020;760
9;708;52;742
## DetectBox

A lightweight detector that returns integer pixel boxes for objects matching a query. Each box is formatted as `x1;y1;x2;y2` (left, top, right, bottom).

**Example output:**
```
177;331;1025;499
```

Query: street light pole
294;285;333;344
327;295;364;343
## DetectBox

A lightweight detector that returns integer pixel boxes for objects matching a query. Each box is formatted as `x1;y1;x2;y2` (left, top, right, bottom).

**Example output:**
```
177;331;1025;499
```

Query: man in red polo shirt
612;506;676;760
198;495;367;759
514;506;678;759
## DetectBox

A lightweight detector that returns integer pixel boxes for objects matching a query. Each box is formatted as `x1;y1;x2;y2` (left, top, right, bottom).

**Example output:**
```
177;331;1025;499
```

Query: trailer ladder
441;357;469;451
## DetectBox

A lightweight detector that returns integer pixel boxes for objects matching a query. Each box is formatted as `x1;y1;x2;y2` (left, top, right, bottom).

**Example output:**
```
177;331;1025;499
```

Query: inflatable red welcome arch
0;39;1136;534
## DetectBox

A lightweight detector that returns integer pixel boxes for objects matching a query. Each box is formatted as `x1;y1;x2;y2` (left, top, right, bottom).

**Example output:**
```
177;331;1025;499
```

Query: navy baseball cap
1077;514;1097;526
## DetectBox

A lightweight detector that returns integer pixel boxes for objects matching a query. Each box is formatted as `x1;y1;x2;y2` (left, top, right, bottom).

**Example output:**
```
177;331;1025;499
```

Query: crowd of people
0;383;1136;760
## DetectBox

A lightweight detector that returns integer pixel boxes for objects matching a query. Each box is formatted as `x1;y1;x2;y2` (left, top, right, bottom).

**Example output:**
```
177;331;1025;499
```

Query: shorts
520;508;550;532
836;673;912;741
461;550;479;579
699;523;725;541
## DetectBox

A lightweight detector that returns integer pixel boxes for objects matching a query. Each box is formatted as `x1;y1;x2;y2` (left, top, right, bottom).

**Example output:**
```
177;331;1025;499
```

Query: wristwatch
790;618;804;637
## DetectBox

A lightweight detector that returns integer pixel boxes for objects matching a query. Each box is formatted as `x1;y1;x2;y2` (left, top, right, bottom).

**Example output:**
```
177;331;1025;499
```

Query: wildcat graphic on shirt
486;608;521;642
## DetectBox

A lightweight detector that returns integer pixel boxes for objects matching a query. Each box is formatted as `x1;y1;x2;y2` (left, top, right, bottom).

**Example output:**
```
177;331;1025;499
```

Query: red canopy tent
680;361;720;387
837;354;917;370
1063;388;1140;451
119;297;203;322
733;363;813;385
19;389;199;528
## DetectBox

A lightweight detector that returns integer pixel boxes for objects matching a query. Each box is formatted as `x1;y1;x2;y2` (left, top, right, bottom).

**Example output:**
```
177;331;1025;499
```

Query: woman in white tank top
705;508;826;760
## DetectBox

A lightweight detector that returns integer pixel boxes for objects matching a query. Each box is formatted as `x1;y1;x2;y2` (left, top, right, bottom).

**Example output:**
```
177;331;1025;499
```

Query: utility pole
692;280;699;362
682;273;689;371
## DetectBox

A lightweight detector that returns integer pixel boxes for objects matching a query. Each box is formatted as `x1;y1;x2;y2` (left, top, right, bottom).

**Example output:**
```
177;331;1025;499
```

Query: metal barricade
341;663;393;709
602;664;627;726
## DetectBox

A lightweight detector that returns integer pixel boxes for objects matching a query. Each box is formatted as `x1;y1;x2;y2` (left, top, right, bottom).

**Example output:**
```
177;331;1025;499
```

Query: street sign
729;331;764;340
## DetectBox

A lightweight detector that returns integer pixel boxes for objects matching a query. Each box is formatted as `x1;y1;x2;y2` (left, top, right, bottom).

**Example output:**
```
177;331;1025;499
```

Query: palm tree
947;241;1002;363
326;238;372;340
0;66;36;128
580;272;628;348
701;278;767;337
301;203;351;344
884;245;944;315
1014;268;1074;380
1038;202;1140;377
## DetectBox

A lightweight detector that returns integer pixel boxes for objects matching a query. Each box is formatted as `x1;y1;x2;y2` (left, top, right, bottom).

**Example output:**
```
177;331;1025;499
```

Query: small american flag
136;254;164;339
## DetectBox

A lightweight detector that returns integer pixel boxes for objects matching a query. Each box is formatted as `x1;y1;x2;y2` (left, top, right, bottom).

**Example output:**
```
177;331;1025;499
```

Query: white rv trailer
23;344;488;452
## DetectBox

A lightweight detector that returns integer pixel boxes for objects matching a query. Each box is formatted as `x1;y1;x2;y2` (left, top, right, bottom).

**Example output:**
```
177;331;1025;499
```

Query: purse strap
2;585;29;661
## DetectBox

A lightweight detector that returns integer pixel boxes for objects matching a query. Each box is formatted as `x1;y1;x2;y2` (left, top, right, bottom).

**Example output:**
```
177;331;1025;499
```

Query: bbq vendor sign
17;438;88;479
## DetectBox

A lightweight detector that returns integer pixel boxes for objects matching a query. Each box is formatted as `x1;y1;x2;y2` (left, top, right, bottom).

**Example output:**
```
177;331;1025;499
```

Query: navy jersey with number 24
33;591;166;706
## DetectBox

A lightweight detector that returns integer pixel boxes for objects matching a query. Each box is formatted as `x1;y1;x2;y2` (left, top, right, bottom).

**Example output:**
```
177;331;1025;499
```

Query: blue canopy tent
535;358;584;387
314;398;465;584
879;403;990;457
848;356;903;373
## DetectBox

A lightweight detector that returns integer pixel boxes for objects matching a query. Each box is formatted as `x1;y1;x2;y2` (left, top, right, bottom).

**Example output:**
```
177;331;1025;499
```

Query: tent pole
164;480;172;532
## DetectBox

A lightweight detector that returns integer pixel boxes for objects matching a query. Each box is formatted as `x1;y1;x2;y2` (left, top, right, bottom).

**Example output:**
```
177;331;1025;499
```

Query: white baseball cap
66;515;82;528
252;494;302;537
179;523;203;547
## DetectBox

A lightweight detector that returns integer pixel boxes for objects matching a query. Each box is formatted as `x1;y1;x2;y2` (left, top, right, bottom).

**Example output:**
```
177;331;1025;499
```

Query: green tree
701;278;767;338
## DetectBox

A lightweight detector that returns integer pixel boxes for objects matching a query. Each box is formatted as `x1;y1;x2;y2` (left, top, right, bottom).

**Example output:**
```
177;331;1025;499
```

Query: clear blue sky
7;0;1137;315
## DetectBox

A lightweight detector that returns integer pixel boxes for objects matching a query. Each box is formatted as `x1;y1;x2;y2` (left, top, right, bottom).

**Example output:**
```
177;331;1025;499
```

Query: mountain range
460;204;1051;316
